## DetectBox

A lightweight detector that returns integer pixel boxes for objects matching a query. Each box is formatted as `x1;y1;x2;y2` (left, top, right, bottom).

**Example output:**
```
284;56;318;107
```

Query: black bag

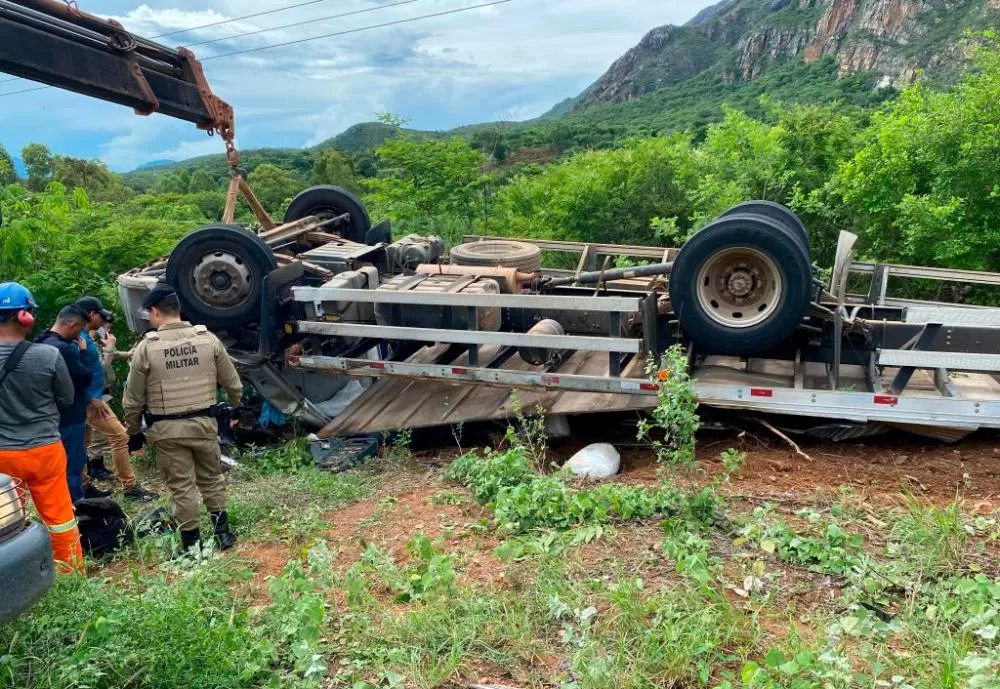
75;497;134;558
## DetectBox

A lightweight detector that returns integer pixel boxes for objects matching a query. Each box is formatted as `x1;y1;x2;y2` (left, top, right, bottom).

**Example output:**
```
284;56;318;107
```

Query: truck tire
166;224;278;329
283;185;371;243
719;201;810;255
450;240;542;273
670;215;812;356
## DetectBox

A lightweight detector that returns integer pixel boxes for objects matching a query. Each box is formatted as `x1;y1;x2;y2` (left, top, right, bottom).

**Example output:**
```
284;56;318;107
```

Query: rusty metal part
544;261;675;289
2;0;238;163
177;46;238;167
260;213;350;246
237;175;273;229
222;175;240;224
414;264;536;293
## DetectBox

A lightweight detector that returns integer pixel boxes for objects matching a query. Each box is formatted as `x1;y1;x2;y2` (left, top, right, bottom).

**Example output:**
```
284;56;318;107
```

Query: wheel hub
725;268;755;299
695;247;782;329
192;251;252;308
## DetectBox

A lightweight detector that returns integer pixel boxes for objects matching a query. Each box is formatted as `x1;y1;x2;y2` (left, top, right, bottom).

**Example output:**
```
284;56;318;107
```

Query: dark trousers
59;422;88;503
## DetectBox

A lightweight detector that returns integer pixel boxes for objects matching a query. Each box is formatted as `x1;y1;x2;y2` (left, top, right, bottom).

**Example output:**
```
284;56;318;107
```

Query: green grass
227;464;373;543
4;430;1000;689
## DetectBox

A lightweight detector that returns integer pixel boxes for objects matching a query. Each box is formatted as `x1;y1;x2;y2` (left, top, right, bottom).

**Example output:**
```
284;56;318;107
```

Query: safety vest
142;324;218;416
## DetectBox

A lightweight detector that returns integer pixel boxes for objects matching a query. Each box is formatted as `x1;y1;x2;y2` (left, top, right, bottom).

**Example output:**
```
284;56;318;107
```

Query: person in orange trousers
0;282;84;572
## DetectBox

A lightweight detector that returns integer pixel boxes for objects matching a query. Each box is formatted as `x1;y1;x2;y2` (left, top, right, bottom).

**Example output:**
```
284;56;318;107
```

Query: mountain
134;159;175;171
121;0;998;183
570;0;1000;113
310;122;432;153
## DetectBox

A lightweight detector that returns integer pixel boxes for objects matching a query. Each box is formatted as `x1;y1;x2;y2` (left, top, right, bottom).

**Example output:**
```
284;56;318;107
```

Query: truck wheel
166;224;278;329
719;201;810;255
283;186;372;243
450;240;542;273
670;215;812;356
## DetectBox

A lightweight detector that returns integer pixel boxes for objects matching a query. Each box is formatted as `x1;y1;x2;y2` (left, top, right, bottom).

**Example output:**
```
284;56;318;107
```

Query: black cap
74;296;105;314
142;282;176;310
99;308;114;322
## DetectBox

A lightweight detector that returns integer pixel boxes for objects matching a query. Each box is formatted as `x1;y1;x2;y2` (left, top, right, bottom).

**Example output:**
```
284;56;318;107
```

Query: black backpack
75;497;134;558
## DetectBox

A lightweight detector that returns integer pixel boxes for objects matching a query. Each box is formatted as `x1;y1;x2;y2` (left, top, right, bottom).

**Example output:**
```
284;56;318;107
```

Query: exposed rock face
577;0;998;110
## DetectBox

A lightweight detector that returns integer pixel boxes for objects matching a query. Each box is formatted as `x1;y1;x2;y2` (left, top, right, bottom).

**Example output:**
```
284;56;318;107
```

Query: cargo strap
0;341;31;390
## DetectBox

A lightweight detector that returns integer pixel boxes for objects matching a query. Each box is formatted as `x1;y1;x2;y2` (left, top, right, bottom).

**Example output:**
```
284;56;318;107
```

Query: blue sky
0;0;715;171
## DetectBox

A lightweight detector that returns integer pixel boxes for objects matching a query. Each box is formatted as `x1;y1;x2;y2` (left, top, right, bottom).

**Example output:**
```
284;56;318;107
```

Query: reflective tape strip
48;518;78;534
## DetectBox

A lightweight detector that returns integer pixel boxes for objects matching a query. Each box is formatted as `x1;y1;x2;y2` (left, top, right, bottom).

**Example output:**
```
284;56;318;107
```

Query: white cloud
0;0;717;169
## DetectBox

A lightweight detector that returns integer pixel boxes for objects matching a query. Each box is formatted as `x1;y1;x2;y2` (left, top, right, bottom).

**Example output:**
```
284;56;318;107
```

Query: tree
493;134;698;246
311;149;358;192
246;163;298;212
0;145;16;186
367;136;488;235
152;173;191;195
832;32;1000;271
187;169;217;194
52;156;132;203
21;143;53;191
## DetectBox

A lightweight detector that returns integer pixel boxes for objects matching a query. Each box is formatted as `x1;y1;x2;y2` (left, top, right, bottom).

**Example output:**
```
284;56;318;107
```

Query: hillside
121;0;997;186
572;0;1000;112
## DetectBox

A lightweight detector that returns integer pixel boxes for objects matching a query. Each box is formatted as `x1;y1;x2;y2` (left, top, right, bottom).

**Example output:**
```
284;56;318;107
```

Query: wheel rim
695;247;782;328
190;250;253;309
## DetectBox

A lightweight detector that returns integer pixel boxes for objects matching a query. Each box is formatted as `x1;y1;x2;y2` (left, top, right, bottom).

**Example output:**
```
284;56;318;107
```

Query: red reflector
874;395;898;406
451;367;468;375
370;362;385;370
640;383;659;391
542;376;560;385
286;356;300;366
750;388;773;398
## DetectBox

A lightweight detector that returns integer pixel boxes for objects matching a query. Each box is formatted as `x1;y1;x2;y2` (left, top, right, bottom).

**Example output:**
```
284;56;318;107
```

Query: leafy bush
637;345;701;465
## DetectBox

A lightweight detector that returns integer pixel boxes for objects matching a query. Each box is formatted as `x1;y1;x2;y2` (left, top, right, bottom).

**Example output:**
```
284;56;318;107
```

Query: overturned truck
118;187;1000;443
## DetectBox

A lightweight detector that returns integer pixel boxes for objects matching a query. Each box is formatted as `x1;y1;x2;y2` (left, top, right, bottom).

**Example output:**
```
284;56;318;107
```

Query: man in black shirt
36;306;94;503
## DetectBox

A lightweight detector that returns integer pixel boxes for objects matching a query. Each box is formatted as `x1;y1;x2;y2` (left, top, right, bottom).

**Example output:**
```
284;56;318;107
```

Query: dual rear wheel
669;203;813;356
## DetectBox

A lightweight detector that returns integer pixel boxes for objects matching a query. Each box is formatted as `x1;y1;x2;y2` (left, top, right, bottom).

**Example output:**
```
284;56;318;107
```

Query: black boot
172;529;202;560
83;483;111;499
210;511;237;551
88;456;115;482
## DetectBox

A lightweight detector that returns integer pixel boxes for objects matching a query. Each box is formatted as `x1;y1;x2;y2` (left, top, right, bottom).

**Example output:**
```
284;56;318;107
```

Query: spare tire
450;240;542;274
166;224;277;329
283;185;371;243
719;201;810;256
670;215;812;356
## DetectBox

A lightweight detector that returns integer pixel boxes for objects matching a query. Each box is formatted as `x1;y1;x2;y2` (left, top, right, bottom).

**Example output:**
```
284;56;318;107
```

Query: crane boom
0;0;238;165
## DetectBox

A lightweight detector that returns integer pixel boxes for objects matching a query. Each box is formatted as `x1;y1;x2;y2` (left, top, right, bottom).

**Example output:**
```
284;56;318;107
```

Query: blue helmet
0;282;36;312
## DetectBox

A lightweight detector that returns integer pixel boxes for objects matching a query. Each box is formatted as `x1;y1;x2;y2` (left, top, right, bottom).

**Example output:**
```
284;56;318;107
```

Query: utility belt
144;404;231;426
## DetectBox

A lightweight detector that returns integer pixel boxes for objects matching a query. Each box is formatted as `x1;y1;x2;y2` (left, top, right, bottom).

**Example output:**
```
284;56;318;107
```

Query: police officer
122;283;242;556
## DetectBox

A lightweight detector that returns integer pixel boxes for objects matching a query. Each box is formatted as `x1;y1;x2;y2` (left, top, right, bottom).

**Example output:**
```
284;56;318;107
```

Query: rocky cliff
574;0;999;110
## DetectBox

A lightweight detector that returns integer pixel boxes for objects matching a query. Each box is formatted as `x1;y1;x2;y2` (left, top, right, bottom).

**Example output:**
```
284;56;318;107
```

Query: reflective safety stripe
48;518;78;534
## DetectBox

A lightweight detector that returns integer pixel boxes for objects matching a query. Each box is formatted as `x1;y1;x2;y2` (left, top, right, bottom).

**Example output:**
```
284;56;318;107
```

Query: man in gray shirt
0;282;84;571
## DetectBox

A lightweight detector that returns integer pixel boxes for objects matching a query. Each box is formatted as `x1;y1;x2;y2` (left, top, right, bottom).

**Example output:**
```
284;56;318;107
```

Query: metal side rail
878;349;1000;373
296;321;642;354
292;287;643;312
695;384;999;430
287;355;660;395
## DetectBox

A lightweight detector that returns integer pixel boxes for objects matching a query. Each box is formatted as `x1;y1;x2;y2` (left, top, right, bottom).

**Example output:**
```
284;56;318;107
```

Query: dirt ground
552;431;1000;506
228;430;1000;581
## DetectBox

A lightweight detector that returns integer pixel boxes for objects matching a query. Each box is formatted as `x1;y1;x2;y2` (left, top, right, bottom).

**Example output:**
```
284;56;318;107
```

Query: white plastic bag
565;443;621;478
